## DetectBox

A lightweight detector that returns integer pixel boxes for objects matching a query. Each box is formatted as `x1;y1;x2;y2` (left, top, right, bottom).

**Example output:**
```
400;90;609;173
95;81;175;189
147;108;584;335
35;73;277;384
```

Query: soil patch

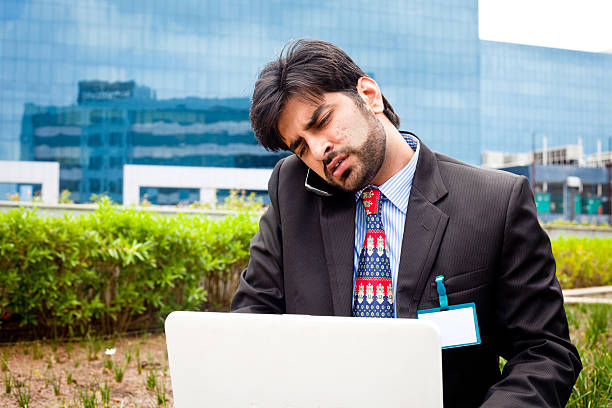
0;333;172;407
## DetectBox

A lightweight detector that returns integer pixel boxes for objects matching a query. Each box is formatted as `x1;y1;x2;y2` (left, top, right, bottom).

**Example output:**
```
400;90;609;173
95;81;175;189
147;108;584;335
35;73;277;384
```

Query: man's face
277;92;386;192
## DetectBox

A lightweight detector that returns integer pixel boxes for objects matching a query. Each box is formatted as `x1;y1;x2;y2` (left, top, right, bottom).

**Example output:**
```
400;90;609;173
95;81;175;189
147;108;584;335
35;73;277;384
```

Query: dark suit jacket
231;138;582;407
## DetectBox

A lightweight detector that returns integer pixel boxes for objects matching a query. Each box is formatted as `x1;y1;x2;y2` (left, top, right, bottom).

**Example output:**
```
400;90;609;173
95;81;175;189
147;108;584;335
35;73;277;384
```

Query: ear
356;77;384;114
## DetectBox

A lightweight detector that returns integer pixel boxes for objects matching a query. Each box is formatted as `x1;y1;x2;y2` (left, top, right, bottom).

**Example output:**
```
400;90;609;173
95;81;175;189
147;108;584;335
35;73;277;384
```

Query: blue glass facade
480;40;612;155
0;0;609;203
19;81;284;202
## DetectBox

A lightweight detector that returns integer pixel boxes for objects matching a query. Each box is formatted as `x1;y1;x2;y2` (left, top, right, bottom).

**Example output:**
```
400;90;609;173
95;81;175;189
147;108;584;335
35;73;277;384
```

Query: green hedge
0;201;258;338
553;237;612;288
1;202;610;339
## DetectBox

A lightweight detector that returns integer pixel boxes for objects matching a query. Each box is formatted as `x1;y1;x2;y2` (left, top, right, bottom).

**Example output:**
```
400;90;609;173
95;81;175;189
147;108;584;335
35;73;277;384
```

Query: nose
308;134;333;161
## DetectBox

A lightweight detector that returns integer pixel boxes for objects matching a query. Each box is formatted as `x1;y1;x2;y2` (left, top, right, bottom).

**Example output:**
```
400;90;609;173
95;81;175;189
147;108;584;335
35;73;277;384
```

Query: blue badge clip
435;275;449;311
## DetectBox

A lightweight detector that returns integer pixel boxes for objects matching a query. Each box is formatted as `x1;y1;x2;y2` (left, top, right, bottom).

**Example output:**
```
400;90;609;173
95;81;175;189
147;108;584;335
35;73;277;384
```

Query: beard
322;106;387;193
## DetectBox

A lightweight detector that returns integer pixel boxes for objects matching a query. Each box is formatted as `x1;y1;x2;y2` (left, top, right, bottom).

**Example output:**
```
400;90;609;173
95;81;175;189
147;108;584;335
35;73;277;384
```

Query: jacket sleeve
481;176;582;407
230;159;286;314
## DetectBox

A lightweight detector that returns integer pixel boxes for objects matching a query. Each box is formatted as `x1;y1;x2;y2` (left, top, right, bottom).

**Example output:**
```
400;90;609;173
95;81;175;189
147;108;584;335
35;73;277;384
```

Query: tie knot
361;188;383;215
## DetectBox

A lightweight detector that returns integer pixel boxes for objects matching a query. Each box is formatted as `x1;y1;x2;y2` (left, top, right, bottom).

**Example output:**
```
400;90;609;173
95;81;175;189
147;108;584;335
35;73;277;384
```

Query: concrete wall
543;224;612;240
123;165;272;206
0;161;59;203
0;201;238;221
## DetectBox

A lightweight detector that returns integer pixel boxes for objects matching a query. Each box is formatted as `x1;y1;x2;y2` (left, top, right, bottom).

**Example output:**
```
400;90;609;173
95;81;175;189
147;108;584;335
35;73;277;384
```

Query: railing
542;224;612;239
563;286;612;304
0;200;239;221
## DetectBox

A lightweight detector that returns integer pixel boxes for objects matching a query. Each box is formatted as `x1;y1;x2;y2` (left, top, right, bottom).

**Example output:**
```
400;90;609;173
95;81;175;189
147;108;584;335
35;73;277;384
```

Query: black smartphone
304;168;333;197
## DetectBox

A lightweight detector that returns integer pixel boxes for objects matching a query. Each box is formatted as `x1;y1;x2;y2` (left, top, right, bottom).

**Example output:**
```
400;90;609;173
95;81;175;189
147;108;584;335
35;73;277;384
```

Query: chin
332;170;369;193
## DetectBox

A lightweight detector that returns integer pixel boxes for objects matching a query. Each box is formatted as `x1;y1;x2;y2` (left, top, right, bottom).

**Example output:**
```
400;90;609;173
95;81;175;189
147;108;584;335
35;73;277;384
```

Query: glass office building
480;40;612;155
1;0;610;203
20;80;280;202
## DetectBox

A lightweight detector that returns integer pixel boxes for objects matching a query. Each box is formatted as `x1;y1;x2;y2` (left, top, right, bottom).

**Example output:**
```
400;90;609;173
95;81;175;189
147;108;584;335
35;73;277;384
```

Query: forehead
277;94;320;145
277;92;348;145
280;93;320;122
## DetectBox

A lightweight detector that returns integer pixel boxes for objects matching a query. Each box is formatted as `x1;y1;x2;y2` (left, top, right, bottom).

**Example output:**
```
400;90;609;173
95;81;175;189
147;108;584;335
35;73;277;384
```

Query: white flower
105;348;116;356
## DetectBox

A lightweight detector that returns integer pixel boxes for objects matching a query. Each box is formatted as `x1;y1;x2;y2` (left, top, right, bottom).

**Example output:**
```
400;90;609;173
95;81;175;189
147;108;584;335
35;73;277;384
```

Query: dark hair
250;39;400;151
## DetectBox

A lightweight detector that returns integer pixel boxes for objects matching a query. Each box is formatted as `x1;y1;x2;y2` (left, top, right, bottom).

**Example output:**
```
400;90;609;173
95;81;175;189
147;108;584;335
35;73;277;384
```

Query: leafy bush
552;237;612;288
0;200;258;338
1;199;608;338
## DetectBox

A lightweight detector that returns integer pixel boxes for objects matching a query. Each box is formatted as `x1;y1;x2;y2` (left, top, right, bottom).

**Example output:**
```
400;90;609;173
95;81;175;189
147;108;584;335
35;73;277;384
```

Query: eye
317;112;332;128
298;142;307;157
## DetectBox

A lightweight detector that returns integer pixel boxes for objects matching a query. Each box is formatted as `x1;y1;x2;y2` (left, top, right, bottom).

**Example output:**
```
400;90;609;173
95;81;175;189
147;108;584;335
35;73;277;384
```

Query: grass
102;356;113;371
585;304;610;348
1;352;8;372
113;362;126;383
99;382;110;408
136;346;143;375
14;376;30;408
566;303;612;408
49;372;61;396
78;386;98;408
145;369;157;390
3;371;11;394
155;381;167;407
86;335;103;362
32;341;42;360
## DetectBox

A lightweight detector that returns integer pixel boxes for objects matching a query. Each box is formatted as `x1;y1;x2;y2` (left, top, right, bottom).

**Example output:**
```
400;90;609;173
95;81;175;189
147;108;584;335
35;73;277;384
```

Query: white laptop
165;312;443;408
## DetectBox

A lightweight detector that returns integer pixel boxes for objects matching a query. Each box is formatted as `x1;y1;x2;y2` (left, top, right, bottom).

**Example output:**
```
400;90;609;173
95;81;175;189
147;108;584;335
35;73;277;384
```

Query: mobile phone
304;168;333;197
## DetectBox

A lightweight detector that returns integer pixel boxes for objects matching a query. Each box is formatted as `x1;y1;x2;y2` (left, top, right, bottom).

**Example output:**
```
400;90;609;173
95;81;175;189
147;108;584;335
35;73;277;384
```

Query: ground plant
0;198;258;339
553;237;612;288
566;304;612;407
0;334;171;407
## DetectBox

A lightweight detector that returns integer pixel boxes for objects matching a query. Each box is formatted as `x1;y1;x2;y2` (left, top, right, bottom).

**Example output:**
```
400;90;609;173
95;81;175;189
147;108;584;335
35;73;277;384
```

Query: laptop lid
165;312;443;408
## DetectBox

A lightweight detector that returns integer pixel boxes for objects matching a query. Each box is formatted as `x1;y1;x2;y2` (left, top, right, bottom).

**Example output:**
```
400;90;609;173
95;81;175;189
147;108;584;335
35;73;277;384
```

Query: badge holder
417;275;481;349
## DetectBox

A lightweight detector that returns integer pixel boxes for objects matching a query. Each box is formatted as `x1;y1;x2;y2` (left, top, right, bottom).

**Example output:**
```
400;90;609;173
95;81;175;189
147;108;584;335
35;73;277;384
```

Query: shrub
552;237;612;288
1;198;608;338
0;200;258;338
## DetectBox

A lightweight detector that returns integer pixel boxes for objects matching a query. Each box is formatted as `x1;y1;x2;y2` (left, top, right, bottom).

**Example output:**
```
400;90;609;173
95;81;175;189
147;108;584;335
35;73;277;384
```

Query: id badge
416;276;481;349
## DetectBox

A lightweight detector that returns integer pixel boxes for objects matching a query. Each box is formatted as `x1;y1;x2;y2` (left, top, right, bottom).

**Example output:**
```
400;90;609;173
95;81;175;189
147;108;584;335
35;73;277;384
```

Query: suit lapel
320;193;355;316
396;139;449;318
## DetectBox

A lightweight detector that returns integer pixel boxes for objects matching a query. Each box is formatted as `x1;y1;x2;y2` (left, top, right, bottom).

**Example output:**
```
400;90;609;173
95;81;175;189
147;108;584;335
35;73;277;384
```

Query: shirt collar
354;132;420;215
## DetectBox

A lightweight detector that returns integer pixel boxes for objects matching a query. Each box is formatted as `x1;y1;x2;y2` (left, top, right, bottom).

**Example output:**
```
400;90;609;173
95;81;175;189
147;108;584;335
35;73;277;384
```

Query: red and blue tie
353;188;393;318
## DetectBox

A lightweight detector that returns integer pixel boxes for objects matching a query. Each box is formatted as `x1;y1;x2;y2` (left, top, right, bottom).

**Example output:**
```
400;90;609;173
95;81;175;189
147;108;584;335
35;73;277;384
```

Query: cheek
334;126;351;142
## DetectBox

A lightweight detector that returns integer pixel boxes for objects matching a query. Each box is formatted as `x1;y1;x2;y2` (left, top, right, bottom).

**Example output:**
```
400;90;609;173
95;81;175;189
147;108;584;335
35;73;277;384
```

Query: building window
109;132;123;146
88;133;102;146
109;157;123;168
89;156;103;170
89;179;101;193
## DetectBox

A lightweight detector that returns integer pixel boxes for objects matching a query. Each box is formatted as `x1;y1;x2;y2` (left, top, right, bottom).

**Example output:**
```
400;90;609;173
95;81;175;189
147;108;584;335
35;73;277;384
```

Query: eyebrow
305;103;330;131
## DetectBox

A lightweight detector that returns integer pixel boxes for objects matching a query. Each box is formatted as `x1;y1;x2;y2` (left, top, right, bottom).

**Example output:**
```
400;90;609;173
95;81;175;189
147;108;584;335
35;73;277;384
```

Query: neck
370;121;414;186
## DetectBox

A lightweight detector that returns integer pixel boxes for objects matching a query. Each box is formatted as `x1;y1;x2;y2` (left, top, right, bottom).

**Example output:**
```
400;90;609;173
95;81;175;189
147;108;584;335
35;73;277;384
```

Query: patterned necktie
353;188;393;318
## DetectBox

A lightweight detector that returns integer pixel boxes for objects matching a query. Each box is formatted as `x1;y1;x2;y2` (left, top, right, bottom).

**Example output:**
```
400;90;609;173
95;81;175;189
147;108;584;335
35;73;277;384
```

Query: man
231;39;581;407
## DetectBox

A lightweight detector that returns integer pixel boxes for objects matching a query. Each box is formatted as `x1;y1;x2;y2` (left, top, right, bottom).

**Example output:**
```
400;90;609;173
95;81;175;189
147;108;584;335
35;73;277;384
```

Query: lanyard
434;275;448;311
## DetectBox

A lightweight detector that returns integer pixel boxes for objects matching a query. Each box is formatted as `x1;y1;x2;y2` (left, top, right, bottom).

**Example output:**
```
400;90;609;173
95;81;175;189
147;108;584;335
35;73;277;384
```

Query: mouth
326;154;349;179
